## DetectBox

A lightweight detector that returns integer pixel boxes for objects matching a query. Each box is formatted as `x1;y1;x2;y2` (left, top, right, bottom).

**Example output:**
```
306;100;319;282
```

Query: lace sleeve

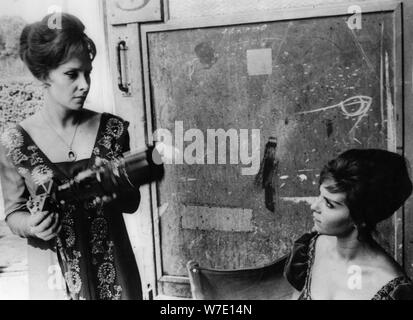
0;142;29;221
121;120;131;154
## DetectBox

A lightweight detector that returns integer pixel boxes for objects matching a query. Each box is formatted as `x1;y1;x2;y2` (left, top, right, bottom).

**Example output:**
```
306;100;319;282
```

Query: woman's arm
6;210;61;241
5;210;32;237
116;120;141;214
0;143;61;240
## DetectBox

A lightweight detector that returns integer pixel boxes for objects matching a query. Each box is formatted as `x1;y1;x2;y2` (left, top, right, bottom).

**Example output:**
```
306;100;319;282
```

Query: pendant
68;150;77;162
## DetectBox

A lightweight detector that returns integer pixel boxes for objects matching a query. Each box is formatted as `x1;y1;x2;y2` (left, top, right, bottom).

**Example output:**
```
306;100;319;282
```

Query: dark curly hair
19;12;96;81
319;149;412;240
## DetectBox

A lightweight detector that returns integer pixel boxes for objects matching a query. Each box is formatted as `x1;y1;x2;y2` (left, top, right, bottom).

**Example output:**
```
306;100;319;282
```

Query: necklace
40;110;81;162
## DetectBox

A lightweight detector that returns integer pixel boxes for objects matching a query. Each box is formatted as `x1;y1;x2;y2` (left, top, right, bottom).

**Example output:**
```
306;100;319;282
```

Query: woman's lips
74;97;86;104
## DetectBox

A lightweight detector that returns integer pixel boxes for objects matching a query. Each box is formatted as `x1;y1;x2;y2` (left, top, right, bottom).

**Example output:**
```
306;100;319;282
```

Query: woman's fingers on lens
34;213;54;232
50;213;61;233
30;210;50;226
38;232;55;241
37;227;58;240
34;226;51;239
33;213;61;240
36;229;51;240
43;233;58;241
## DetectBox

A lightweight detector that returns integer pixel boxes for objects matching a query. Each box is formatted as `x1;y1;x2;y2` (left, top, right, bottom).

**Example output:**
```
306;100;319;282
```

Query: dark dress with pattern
0;112;142;300
283;232;413;300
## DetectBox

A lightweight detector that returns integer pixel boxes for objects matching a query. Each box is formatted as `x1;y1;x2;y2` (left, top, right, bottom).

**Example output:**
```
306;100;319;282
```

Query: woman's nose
311;196;321;211
78;73;90;92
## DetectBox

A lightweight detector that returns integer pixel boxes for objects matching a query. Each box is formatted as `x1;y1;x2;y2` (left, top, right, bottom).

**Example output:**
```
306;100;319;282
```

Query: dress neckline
302;233;410;300
53;158;91;165
16;112;106;180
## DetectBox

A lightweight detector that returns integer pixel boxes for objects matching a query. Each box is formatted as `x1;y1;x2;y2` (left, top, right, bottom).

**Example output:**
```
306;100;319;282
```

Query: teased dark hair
320;149;412;240
19;12;96;80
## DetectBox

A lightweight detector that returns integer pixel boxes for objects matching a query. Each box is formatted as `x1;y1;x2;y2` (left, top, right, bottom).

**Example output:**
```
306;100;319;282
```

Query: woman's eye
325;200;334;209
66;72;77;79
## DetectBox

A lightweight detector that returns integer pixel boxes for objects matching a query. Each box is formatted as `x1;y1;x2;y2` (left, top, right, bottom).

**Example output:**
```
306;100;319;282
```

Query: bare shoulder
360;249;405;294
371;250;404;279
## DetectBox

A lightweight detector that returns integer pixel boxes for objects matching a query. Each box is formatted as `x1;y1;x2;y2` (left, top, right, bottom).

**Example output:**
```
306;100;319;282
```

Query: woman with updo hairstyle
0;13;142;300
284;149;413;300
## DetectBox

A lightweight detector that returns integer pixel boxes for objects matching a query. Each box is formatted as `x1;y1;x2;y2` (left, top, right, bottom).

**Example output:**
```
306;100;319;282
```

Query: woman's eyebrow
64;67;93;72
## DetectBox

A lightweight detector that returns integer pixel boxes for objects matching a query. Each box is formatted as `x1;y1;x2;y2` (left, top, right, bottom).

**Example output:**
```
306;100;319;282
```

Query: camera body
27;146;164;213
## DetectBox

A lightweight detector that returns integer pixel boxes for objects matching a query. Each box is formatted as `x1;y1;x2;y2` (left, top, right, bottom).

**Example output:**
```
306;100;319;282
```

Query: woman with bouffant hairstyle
284;149;413;300
0;13;142;300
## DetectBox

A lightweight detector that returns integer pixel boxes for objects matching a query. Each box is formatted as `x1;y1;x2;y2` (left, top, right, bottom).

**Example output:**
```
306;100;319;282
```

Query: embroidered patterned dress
0;112;142;300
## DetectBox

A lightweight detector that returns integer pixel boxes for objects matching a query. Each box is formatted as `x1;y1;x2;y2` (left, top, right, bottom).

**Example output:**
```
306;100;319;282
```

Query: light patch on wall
246;48;272;76
181;205;253;232
281;197;317;205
